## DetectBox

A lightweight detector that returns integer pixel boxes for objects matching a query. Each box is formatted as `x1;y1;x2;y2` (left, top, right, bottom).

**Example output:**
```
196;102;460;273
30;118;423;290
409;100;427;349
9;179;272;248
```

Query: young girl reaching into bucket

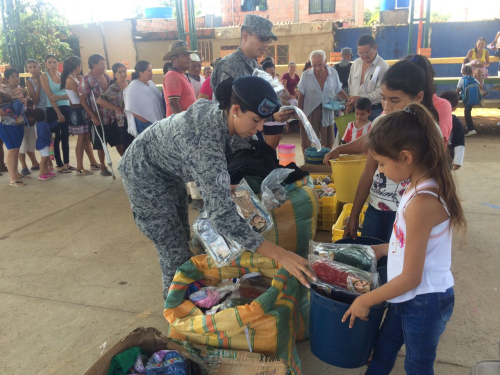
342;103;466;375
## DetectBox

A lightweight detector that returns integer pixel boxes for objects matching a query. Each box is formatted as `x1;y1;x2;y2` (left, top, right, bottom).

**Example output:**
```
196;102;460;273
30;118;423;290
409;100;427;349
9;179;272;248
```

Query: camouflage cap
242;15;277;41
341;47;352;55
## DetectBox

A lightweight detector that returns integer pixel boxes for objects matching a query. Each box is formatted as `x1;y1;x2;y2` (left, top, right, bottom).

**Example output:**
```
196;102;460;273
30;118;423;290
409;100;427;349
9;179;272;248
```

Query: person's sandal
58;168;72;173
67;166;77;171
90;164;101;170
76;169;94;176
9;180;26;187
19;174;31;179
100;169;112;177
21;168;31;175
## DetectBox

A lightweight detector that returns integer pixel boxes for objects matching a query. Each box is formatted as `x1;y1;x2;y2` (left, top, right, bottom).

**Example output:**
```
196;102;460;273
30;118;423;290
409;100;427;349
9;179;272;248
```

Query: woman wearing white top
60;56;96;176
124;61;165;136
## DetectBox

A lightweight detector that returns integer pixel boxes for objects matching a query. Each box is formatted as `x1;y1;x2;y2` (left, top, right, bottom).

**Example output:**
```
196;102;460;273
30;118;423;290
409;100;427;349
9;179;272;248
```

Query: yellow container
329;155;367;203
332;203;369;241
315;184;340;231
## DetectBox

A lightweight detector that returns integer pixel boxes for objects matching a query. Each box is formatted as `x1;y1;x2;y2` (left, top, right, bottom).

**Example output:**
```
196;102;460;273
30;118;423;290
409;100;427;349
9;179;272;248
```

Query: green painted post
175;0;185;41
407;0;415;56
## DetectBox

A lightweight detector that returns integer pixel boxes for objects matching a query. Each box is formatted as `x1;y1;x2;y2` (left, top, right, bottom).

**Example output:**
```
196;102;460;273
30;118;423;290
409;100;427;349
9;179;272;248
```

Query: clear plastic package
252;68;285;95
192;212;245;268
309;254;379;294
188;280;239;309
231;179;273;234
260;168;294;210
309;241;377;273
280;105;321;151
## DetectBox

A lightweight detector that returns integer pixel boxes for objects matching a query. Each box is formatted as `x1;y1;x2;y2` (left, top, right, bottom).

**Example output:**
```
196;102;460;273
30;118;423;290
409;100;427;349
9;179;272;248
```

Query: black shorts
91;121;121;150
263;125;285;135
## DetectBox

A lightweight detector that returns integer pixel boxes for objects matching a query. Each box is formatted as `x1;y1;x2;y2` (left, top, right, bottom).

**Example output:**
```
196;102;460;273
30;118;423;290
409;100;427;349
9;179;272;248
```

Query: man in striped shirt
342;97;372;144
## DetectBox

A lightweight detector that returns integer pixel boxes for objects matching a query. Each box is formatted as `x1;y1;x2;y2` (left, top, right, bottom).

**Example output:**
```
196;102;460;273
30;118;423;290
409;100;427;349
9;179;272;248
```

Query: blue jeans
361;205;396;243
135;118;153;134
366;287;454;375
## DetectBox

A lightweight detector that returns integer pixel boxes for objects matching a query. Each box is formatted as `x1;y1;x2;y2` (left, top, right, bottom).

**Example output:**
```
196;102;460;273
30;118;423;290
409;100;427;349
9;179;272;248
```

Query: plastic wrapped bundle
252;68;285;95
188;280;238;309
309;254;379;294
281;105;321;151
232;179;273;234
311;280;361;305
260;168;294;210
192;213;245;268
309;241;377;272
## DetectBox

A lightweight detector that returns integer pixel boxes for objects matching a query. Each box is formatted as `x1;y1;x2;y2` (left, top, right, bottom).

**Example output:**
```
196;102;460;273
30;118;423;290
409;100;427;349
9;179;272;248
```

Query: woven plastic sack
263;176;319;340
164;253;303;375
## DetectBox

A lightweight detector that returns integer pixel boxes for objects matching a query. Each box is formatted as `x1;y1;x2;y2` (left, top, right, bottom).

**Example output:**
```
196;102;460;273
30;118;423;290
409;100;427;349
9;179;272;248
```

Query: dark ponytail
131;60;150;81
110;62;127;85
474;37;487;56
366;103;466;233
215;77;251;113
60;56;81;90
383;58;439;121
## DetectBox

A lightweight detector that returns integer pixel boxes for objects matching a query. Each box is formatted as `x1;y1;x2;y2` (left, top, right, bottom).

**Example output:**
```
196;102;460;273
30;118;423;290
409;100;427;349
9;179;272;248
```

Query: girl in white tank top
342;103;466;375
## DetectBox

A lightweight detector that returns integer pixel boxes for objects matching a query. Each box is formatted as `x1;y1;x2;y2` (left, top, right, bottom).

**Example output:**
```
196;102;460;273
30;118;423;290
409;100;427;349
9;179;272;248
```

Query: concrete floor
0;132;499;375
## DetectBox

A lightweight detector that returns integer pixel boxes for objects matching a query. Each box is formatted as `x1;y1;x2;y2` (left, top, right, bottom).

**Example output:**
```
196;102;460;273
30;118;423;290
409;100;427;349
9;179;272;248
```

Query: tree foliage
431;11;451;22
0;0;74;66
159;0;204;18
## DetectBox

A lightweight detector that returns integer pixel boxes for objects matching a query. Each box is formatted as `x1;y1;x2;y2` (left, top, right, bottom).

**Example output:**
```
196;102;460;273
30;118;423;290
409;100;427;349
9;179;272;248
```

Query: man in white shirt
187;57;205;98
347;34;389;121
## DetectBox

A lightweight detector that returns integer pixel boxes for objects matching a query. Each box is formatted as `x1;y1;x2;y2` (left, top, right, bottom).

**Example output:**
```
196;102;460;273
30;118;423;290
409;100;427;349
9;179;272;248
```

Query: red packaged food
309;255;379;294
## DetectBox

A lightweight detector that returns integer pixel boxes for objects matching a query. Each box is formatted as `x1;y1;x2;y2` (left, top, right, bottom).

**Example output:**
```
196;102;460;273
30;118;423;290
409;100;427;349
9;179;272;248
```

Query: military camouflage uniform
118;100;265;299
211;48;261;102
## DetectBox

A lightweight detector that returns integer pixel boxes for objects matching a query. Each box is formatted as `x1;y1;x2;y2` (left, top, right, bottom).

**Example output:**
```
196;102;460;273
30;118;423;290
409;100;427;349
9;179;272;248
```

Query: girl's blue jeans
366;287;455;375
361;204;397;243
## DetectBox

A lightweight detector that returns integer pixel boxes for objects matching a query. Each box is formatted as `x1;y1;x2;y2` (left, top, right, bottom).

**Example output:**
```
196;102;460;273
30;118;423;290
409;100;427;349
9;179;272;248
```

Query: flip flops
58;168;72;173
9;180;26;187
100;169;112;177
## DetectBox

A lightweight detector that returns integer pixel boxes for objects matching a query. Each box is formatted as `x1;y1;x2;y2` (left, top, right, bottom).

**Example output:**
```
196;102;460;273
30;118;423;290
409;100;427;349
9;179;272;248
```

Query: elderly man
203;66;212;78
211;14;292;128
347;34;389;120
187;58;205;98
298;50;348;154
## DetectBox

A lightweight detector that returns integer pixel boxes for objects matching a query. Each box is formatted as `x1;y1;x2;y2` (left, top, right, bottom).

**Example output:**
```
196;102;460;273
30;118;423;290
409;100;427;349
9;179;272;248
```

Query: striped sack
164;253;303;375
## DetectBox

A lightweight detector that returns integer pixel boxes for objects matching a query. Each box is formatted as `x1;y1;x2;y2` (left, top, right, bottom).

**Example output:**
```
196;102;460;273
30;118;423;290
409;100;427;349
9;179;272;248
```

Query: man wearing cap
334;47;353;94
211;15;294;135
163;40;202;209
162;40;197;117
346;34;389;120
118;75;314;299
188;59;205;98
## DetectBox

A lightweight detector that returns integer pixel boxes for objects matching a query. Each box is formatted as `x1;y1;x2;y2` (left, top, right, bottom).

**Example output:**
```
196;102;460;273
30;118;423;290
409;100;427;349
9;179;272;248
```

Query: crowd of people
1;12;498;374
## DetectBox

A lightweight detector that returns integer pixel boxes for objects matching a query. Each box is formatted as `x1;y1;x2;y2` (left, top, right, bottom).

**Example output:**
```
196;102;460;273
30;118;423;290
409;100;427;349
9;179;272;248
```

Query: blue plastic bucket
334;236;388;285
310;288;386;368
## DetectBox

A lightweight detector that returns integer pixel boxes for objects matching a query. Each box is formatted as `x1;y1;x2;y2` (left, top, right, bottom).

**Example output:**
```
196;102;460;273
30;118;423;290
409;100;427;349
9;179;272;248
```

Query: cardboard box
83;327;287;375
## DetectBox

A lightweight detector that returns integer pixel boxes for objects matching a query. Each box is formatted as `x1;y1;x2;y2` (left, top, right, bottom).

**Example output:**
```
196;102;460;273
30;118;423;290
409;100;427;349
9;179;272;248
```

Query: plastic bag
323;100;346;111
252;68;284;95
309;241;377;273
316;183;335;198
145;350;187;375
238;272;273;299
260;168;294;210
309;254;379;294
311;280;361;305
281;105;321;151
192;212;245;268
188;280;239;309
232;179;273;234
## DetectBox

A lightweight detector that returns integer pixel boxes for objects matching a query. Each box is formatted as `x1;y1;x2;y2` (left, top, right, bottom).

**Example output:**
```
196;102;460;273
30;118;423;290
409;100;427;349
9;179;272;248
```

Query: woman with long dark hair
327;59;444;243
118;76;314;299
465;37;490;93
60;56;97;175
97;62;133;153
123;60;164;136
40;54;73;173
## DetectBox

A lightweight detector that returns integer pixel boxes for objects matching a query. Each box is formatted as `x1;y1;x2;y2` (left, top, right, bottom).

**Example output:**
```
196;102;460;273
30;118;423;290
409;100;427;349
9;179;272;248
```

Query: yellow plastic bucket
329;155;367;203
